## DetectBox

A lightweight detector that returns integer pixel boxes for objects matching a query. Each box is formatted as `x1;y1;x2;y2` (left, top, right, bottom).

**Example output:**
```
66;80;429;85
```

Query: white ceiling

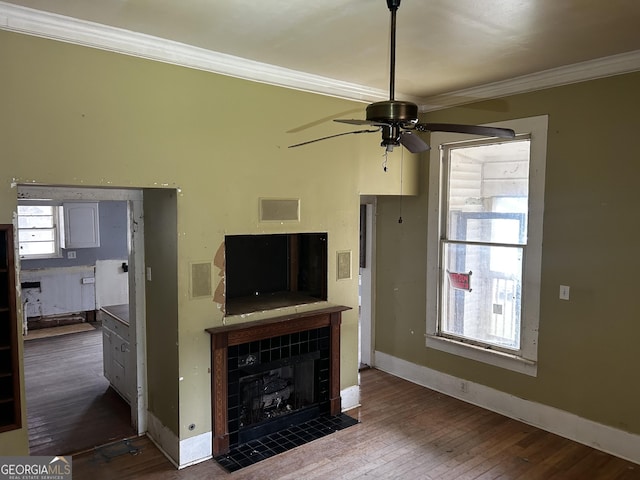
2;0;640;107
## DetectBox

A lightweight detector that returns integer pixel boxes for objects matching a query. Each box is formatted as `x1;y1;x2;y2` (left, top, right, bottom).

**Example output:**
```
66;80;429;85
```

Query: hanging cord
398;148;403;224
382;149;389;172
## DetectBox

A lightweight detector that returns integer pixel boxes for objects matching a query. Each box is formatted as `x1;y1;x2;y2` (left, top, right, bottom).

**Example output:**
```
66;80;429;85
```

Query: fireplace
232;326;330;445
206;306;349;458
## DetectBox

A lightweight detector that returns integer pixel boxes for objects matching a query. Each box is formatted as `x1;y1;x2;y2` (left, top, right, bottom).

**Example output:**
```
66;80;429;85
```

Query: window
17;204;63;259
426;116;548;376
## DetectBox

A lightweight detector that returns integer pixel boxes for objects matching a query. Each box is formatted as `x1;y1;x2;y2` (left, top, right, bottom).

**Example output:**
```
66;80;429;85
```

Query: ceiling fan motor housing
366;100;419;125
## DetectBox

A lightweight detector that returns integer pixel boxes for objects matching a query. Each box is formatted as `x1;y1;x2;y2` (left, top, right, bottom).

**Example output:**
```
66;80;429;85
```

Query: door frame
17;185;147;434
359;196;376;368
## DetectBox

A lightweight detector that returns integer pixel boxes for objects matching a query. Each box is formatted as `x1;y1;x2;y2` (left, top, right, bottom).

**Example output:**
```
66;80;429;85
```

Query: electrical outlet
67;251;76;259
559;285;570;300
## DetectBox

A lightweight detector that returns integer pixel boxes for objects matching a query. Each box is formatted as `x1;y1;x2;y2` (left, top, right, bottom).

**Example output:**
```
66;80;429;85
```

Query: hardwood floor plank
24;326;136;455
71;368;640;479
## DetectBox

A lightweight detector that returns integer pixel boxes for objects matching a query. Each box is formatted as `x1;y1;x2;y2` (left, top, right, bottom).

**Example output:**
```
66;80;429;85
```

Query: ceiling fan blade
288;128;380;148
334;119;389;127
417;123;516;138
286;108;363;133
399;131;430;153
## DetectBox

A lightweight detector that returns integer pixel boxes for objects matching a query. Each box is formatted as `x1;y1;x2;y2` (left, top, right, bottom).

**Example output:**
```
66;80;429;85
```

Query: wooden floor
72;368;640;479
24;325;136;455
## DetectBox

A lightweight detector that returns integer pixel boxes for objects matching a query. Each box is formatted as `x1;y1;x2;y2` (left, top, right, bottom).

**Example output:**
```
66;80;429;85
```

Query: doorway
359;197;376;369
18;185;146;454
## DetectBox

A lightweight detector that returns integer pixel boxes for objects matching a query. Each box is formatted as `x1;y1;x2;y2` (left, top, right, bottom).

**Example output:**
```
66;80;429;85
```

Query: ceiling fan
289;0;515;153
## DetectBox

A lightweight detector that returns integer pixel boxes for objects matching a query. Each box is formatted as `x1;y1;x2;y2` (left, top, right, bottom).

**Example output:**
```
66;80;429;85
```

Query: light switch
146;267;152;282
559;285;570;300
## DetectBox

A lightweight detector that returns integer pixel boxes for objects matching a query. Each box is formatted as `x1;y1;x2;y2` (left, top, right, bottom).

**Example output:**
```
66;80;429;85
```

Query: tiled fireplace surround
206;306;349;458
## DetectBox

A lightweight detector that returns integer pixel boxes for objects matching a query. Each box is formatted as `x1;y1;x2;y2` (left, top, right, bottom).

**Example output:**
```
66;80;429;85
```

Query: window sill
425;335;537;377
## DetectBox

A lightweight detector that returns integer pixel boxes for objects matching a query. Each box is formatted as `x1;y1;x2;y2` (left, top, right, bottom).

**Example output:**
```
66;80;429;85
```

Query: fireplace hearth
206;306;356;470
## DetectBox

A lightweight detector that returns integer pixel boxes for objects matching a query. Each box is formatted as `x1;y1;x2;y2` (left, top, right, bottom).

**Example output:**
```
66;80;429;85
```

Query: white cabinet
100;310;130;403
63;202;100;248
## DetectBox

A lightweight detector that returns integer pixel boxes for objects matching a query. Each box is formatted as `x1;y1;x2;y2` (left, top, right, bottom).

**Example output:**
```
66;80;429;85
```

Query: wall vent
191;262;212;298
336;250;352;280
259;198;300;222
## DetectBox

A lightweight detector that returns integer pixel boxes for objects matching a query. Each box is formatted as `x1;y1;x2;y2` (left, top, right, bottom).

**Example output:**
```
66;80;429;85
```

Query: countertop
101;304;129;325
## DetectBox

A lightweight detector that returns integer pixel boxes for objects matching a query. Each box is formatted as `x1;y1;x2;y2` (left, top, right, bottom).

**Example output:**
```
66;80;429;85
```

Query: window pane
18;205;53;216
450;213;526;245
19;229;55;242
19;241;56;256
18;216;54;228
447;140;530;244
441;242;522;350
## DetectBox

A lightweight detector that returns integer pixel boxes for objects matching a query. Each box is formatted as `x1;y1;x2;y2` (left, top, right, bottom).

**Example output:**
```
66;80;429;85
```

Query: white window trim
426;115;548;377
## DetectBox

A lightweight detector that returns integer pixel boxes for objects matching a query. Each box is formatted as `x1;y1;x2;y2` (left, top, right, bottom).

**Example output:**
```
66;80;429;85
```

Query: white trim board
341;385;361;412
374;351;640;465
1;2;639;108
179;431;212;469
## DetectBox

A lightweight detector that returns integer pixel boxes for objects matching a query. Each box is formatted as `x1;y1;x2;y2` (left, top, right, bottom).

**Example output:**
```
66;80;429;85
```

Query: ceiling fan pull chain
382;150;389;172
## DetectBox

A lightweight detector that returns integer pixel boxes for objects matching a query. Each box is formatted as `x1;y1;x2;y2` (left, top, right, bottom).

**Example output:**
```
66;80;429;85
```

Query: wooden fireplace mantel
205;305;350;456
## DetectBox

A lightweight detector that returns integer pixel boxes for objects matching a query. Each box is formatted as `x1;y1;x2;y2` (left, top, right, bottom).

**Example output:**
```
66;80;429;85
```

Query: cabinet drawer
99;310;129;340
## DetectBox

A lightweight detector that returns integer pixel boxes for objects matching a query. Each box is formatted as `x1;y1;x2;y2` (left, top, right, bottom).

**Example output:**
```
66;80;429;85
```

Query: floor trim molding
374;350;640;465
341;385;361;412
178;431;212;469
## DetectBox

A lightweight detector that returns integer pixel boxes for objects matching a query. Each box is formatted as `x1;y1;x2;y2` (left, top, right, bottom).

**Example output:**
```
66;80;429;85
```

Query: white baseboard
374;351;640;465
341;385;361;411
178;431;212;469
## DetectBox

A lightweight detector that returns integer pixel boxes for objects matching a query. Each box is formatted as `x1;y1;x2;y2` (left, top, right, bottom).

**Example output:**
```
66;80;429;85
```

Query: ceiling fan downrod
366;0;418;129
387;0;401;101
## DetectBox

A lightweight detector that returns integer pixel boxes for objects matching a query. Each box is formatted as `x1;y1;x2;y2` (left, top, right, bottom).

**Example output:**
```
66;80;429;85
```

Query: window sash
439;240;524;353
438;138;531;352
17;205;62;259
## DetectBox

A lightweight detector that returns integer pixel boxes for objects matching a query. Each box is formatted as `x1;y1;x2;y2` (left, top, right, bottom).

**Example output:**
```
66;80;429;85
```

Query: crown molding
1;2;638;109
419;49;640;112
0;2;398;104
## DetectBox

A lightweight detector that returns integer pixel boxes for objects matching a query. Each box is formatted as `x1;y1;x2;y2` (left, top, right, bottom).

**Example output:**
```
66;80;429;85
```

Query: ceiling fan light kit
289;0;515;154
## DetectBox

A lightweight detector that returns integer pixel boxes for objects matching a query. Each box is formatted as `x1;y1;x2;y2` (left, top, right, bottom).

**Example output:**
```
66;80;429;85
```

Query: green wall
375;72;640;434
143;189;179;435
0;29;420;455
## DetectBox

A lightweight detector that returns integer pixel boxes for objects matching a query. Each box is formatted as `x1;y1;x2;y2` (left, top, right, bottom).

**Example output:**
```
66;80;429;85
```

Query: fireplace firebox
232;327;329;445
206;306;349;457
